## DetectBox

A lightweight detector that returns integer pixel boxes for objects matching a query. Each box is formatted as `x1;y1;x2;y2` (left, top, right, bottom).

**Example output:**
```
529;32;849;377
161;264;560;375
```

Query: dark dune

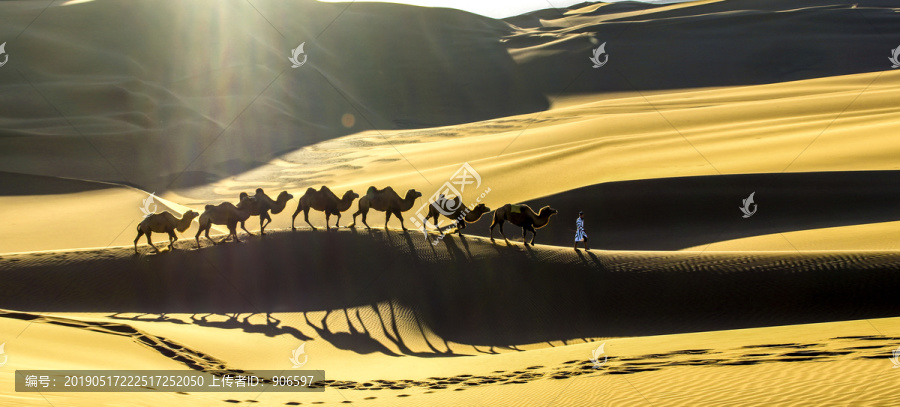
0;171;115;196
3;0;899;192
458;170;900;250
0;0;547;192
2;229;899;348
506;0;900;96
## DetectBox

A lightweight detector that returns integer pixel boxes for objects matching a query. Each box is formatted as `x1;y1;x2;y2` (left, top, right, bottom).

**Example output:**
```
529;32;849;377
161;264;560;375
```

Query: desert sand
2;0;900;405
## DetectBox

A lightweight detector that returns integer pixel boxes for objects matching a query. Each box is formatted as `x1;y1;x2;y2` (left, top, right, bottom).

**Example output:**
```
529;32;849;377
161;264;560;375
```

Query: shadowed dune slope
3;0;899;191
459;170;900;250
505;0;900;95
2;230;900;347
0;0;545;191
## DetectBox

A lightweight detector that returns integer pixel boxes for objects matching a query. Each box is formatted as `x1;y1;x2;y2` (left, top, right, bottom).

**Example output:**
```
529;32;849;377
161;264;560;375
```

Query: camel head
276;190;294;203
465;203;491;222
184;210;200;221
539;206;559;217
176;210;200;232
406;189;423;200
473;203;491;213
343;190;360;200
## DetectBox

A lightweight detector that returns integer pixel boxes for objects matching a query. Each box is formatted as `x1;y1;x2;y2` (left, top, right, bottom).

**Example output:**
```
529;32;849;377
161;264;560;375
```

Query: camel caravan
134;186;558;253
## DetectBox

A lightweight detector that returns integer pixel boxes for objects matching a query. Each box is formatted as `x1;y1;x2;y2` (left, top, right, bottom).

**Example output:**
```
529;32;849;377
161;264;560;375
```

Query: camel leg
351;208;369;229
490;215;505;242
334;212;341;228
458;221;466;235
429;214;443;235
205;226;219;246
304;208;316;230
230;224;242;243
360;209;370;229
291;203;303;230
167;230;178;250
240;220;254;236
528;225;537;246
396;211;407;231
324;212;331;230
134;229;144;254
260;213;271;235
146;232;160;253
384;211;392;230
195;228;202;249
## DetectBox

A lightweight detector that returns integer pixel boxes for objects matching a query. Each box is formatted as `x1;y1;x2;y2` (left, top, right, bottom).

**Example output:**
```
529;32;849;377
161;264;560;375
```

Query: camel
134;210;199;254
424;194;491;235
195;195;255;248
490;203;558;246
291;186;359;230
349;186;422;231
238;188;293;235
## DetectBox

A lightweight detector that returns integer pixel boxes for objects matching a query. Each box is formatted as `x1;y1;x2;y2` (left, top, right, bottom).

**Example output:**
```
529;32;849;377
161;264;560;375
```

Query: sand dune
154;69;900;252
3;230;900;340
3;0;900;405
2;0;898;191
2;235;900;405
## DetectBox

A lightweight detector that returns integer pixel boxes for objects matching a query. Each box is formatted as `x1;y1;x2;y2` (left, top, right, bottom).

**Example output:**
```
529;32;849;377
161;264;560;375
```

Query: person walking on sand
575;211;589;251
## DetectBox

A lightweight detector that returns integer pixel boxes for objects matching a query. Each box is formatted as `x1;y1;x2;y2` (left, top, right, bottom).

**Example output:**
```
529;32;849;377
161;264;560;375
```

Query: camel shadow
304;310;400;357
369;301;461;358
110;313;190;325
109;312;312;341
186;313;313;341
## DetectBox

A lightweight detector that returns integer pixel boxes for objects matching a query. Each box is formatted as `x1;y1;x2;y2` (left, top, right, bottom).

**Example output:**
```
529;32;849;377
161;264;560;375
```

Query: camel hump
366;186;378;198
510;204;523;214
305;187;317;195
204;204;215;211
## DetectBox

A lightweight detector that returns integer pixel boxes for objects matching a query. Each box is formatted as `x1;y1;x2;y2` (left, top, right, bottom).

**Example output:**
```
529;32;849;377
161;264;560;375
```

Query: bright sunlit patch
316;0;694;18
61;0;95;5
